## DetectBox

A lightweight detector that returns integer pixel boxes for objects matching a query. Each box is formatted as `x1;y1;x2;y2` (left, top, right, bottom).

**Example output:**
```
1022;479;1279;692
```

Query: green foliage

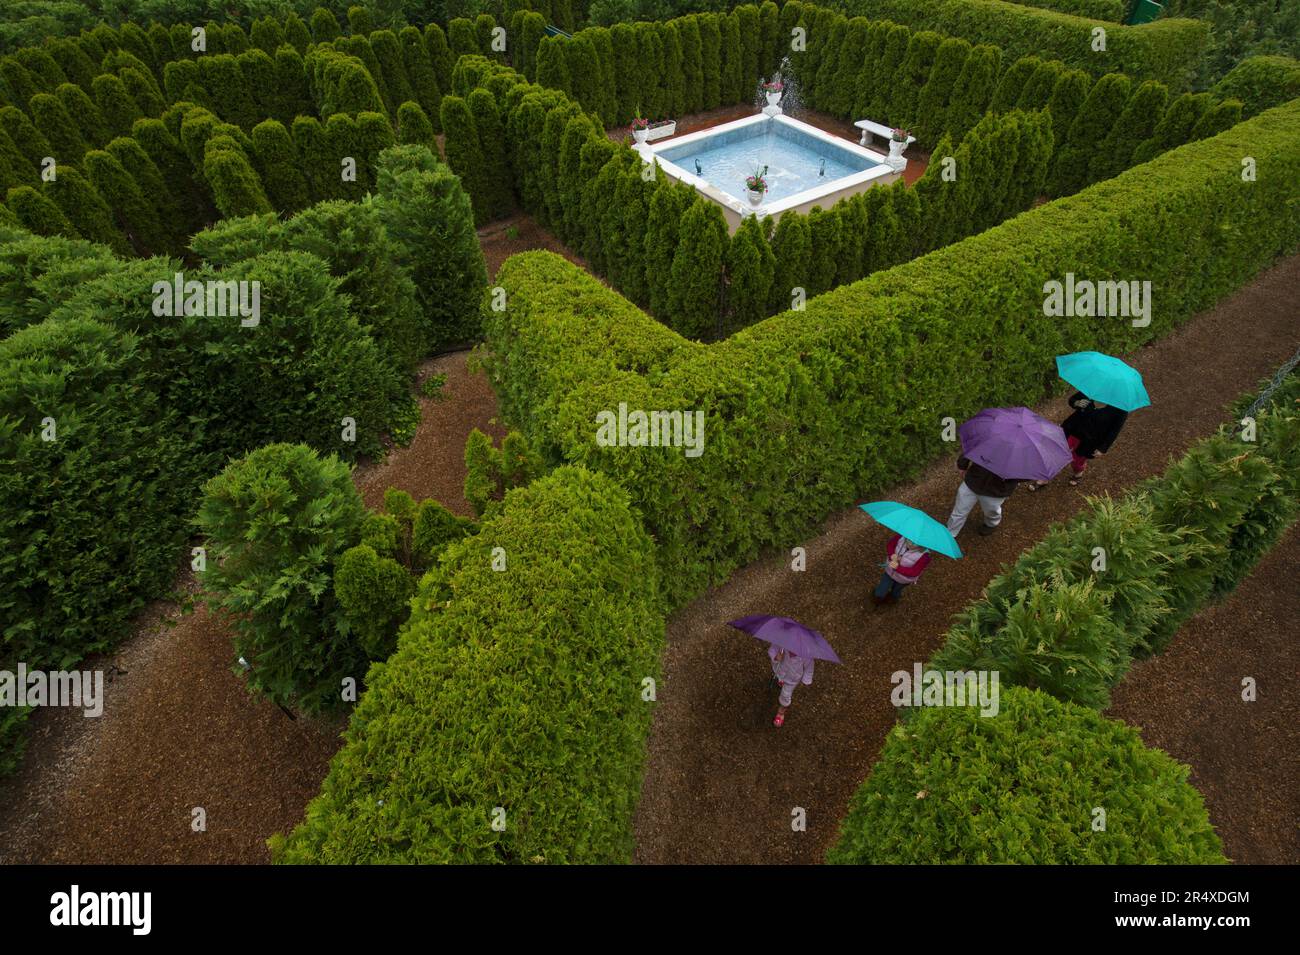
890;30;942;127
1091;80;1169;184
767;209;811;314
1131;91;1211;165
724;214;775;336
482;99;1300;607
410;498;475;570
333;544;413;660
467;87;512;221
251;119;311;215
943;44;1001;142
1043;68;1091;158
1211;56;1300;119
371;144;488;350
1189;97;1243;141
463;427;545;518
1160;0;1300;87
271;466;663;864
1049;71;1131;196
0;317;196;683
667;199;727;340
83;147;172;255
5;185;73;238
55;83;106;148
196;442;365;715
29;91;86;162
45;166;127;255
204;136;274;218
396;100;435;148
913;36;970;149
830;0;1209;89
698;14;722;110
827;687;1226;864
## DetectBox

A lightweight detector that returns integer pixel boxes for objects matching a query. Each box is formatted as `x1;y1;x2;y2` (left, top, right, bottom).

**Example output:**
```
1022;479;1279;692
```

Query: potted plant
889;128;911;161
762;79;783;108
745;168;768;206
632;111;649;144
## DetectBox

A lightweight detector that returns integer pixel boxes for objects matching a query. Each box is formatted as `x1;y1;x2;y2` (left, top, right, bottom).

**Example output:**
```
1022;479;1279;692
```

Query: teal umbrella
1056;352;1150;412
858;502;962;559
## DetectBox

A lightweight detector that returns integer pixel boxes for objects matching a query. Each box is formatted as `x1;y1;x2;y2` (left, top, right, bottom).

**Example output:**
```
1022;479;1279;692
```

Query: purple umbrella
958;407;1072;482
727;615;842;663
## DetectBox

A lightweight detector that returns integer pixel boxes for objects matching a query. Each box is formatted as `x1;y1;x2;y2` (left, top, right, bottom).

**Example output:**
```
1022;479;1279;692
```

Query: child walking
872;534;932;606
769;644;814;727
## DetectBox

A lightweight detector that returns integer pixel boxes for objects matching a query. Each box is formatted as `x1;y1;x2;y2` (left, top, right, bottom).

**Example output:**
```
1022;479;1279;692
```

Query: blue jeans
874;572;906;601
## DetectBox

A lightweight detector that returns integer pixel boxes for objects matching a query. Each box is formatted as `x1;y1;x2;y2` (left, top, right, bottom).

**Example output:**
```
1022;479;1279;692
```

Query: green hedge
484;99;1300;608
826;686;1226;863
831;0;1209;89
1212;55;1300;119
271;466;664;864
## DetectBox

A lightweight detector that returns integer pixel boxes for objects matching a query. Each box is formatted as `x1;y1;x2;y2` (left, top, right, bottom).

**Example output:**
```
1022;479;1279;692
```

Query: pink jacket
885;533;931;585
769;645;814;686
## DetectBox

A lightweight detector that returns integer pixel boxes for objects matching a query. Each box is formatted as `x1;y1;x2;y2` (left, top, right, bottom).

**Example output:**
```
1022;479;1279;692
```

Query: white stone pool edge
633;113;900;232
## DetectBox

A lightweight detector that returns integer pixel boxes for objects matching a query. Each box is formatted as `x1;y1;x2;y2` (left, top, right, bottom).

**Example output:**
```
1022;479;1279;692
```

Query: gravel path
1107;523;1300;865
632;252;1300;864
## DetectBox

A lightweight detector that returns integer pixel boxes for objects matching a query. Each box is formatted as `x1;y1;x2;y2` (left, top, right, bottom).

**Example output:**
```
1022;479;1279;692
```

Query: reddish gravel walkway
1107;524;1300;865
632;252;1300;865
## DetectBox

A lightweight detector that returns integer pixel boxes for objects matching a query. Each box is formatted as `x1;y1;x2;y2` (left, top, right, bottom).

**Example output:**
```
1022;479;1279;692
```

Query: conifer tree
944;45;1002;144
132;117;211;227
520;13;547;83
198;54;260;129
92;74;144;140
204;137;274;217
425;23;455;93
440;93;492;225
106;135;185;246
121;67;165;118
1189;97;1242;141
725;213;775;334
911;132;954;254
643;175;694;318
699;15;723;111
46;166;127;254
238;50;279;126
292;114;333;201
396;101;436;149
812;16;848;112
275;46;313;124
667;199;728;340
448;19;479;59
6;184;75;237
635;23;665;118
989;56;1040;115
223;23;251;55
400;26;442;129
56;83;108;148
84;148;171;255
284;13;312;53
720;13;745;106
535;36;571;97
913;37;971;149
736;4;762;99
1015;59;1065;113
371;30;415;111
356;110;396;187
348;6;374;37
0;106;49;170
29;92;87;163
1049;72;1131;196
312;8;343;44
868;24;911;121
827;18;868;119
1091;80;1169;184
589;27;618;128
252;119;311;214
1044;69;1091;162
759;1;781;78
767;210;811;314
47;38;98;91
1130;92;1211;166
662;24;686;119
324;112;366;198
252;17;287;55
806;206;841;296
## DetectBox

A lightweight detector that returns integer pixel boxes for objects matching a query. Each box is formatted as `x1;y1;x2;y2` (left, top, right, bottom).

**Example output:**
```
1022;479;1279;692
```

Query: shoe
977;523;999;536
871;593;886;606
773;712;785;727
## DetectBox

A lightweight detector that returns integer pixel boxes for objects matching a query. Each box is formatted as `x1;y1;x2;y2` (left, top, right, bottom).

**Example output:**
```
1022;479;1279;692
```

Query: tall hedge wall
483;99;1300;607
271;466;665;864
829;0;1209;89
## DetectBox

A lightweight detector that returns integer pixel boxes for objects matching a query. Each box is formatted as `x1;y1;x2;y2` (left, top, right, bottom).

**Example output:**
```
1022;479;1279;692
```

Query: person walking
872;533;931;606
769;644;814;727
946;455;1020;537
1029;392;1130;489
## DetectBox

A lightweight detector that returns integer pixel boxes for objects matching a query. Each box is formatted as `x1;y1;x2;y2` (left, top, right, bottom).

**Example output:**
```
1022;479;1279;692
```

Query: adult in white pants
945;455;1020;537
946;482;1005;536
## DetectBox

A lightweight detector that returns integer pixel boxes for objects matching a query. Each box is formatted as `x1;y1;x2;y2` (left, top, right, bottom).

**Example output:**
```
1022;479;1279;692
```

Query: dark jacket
1062;392;1129;458
957;457;1019;498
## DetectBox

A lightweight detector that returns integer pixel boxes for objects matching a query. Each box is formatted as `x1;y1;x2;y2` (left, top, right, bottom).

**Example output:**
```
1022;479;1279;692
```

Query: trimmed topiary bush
826;687;1226;864
271;466;664;864
197;441;365;714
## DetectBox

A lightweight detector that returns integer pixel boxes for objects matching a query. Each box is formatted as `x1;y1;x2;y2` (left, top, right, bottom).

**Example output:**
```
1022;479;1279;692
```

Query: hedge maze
1;0;1298;868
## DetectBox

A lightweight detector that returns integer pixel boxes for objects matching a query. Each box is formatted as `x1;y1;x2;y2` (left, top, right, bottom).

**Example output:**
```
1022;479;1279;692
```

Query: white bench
855;119;914;149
